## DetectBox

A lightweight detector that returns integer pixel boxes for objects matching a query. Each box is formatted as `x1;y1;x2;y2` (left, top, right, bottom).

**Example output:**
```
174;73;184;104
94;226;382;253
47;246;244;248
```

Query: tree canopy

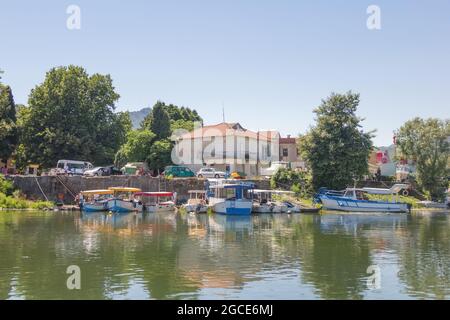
0;84;18;161
149;103;171;140
147;139;173;173
396;118;449;200
299;92;374;190
18;65;130;167
141;101;203;134
114;129;156;167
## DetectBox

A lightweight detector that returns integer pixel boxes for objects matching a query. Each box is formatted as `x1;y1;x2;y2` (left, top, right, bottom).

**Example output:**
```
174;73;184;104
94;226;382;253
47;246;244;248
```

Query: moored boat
314;184;410;213
136;191;176;213
79;189;113;212
107;187;142;213
208;180;255;215
252;189;288;213
183;190;208;213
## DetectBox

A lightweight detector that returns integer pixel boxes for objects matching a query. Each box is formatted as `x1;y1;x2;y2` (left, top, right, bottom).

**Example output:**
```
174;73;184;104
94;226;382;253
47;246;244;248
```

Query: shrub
270;168;313;198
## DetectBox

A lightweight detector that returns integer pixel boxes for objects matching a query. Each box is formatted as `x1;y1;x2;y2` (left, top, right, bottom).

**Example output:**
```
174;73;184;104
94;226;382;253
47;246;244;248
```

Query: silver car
197;168;226;179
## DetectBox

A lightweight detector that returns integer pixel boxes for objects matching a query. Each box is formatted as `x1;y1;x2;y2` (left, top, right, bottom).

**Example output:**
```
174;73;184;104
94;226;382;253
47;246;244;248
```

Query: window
283;148;289;157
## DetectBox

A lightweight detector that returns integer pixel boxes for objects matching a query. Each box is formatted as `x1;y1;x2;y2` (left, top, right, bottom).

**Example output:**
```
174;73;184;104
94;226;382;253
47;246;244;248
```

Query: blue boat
207;180;255;215
79;189;113;212
314;184;411;213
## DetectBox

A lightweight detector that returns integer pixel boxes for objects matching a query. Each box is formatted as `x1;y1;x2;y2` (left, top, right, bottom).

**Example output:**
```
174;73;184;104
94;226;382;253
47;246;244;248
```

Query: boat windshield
343;189;369;200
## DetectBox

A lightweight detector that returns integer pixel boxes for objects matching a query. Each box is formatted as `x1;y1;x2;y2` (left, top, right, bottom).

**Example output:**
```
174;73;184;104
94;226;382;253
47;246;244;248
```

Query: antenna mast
222;103;225;123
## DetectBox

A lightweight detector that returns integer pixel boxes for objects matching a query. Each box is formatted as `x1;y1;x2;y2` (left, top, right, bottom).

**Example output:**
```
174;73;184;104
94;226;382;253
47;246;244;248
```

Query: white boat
79;189;113;212
207;180;255;215
136;191;176;213
106;187;142;213
183;190;208;213
282;200;301;213
417;200;449;209
315;184;410;213
252;189;293;213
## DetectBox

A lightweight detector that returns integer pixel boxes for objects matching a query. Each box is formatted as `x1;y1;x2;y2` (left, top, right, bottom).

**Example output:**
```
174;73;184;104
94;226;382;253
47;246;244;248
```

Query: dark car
104;165;122;176
162;165;195;178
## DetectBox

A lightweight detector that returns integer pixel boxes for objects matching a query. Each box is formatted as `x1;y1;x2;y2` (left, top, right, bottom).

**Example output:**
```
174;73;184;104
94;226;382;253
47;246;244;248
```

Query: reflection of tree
133;214;200;299
274;215;372;299
397;214;450;299
0;212;142;299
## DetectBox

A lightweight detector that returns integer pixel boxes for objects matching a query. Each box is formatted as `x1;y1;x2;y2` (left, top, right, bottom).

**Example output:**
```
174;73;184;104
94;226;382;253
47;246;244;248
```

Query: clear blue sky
1;0;449;146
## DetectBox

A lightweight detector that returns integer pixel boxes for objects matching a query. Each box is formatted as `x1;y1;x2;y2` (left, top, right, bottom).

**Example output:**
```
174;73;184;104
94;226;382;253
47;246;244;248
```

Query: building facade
173;122;281;177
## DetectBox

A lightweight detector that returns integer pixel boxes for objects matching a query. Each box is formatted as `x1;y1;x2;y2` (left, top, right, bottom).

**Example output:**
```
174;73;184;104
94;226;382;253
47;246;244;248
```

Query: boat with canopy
107;187;142;213
135;191;176;213
79;189;113;212
314;184;410;213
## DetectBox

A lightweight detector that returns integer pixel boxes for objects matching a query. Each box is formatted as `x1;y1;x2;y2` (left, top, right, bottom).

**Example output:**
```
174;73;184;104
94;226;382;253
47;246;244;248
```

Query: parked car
162;165;195;178
50;160;94;176
260;161;289;177
121;162;149;175
197;167;226;179
104;165;122;175
83;167;107;177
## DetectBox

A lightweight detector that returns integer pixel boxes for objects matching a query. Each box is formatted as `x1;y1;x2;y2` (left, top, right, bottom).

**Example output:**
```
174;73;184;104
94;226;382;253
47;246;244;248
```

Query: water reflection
0;210;449;299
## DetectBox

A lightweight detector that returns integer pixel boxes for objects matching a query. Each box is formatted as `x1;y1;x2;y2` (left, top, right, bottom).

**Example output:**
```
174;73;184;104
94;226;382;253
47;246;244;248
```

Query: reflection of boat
183;190;208;213
320;213;407;233
136;192;176;213
315;184;410;213
208;181;254;215
107;187;142;213
79;189;113;212
208;214;253;233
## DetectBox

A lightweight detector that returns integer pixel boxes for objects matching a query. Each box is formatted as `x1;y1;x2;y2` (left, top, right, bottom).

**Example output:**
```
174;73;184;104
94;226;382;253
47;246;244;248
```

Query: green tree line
0;66;202;173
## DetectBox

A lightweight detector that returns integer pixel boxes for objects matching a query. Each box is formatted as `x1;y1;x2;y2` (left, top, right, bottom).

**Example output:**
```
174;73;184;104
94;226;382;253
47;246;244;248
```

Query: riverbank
0;176;54;210
10;175;271;204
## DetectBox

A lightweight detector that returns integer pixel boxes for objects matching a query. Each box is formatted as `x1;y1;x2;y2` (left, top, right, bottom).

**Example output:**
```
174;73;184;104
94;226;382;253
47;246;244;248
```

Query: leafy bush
0;175;53;209
0;176;14;196
270;168;313;198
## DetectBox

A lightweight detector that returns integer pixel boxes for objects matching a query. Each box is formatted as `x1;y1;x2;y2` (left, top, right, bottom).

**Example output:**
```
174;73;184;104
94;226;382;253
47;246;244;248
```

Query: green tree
299;92;374;190
0;84;17;161
147;139;173;172
141;101;203;134
396;118;450;200
114;129;156;167
19;65;128;167
147;102;171;140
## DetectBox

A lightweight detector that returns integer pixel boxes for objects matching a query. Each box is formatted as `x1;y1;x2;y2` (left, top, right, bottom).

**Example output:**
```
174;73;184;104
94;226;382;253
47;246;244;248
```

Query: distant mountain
128;107;151;129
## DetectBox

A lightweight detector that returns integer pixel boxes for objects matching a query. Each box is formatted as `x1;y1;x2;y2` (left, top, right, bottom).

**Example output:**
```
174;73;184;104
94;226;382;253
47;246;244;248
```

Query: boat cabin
209;183;254;201
108;187;142;200
80;189;113;201
135;192;175;205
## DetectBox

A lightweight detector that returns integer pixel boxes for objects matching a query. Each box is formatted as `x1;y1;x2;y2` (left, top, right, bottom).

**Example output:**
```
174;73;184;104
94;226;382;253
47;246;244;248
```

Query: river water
0;210;449;300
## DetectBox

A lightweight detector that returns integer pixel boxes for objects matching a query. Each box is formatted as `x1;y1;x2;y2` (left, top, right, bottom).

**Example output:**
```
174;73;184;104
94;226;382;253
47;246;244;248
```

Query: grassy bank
0;176;54;210
366;194;421;208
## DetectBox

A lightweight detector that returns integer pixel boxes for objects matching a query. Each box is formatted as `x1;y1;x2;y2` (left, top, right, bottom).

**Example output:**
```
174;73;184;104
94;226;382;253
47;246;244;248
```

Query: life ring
402;189;409;196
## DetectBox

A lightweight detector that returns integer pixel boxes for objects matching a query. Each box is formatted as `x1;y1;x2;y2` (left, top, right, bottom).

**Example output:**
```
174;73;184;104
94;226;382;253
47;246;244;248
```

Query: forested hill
128;107;151;128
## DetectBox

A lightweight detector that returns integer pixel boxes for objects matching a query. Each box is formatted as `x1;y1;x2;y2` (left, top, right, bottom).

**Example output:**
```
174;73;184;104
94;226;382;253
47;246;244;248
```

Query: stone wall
11;175;271;204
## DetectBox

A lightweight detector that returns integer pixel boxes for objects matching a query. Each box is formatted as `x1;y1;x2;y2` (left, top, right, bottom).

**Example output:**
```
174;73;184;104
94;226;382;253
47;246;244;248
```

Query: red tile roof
179;122;280;141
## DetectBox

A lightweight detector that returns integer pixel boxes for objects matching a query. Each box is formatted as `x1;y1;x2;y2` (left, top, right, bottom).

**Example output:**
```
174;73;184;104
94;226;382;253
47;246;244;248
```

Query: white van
260;161;289;177
53;160;94;175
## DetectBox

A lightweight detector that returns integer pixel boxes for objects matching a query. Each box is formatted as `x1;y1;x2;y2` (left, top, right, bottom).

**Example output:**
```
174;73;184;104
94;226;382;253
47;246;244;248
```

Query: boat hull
183;204;208;213
320;196;409;213
211;199;253;215
145;202;176;213
107;199;141;213
252;204;273;213
81;202;107;212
